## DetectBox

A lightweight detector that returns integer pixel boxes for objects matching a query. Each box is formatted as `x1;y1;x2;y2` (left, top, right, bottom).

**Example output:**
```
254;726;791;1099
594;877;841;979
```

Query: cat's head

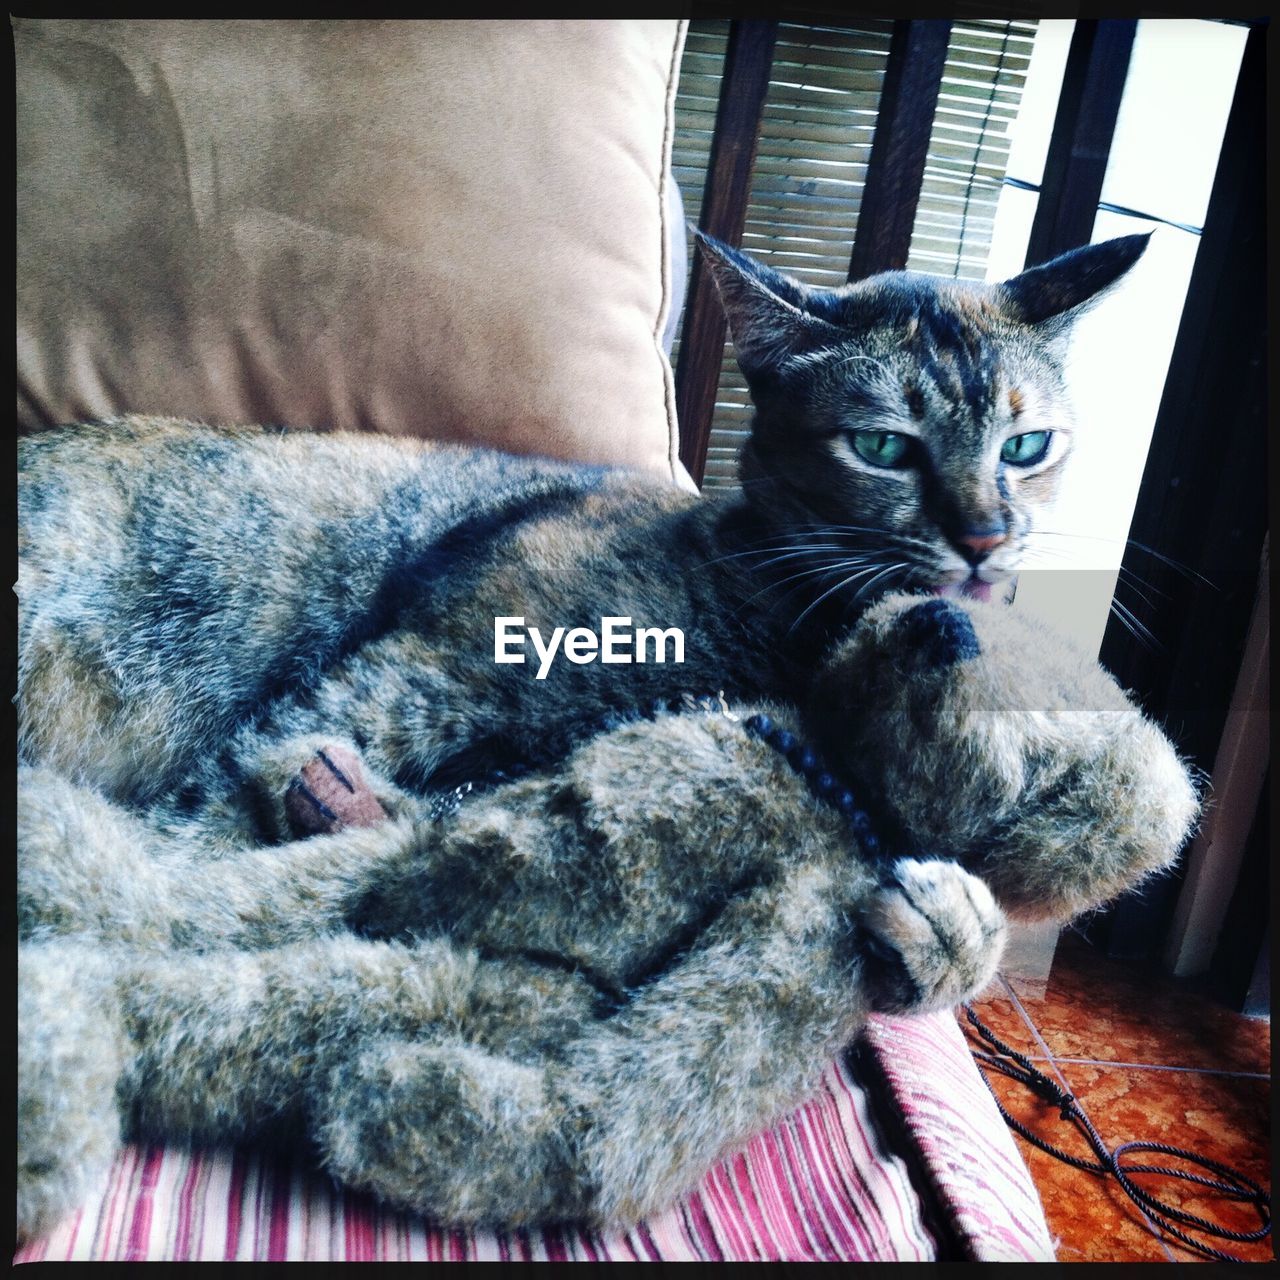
698;232;1148;613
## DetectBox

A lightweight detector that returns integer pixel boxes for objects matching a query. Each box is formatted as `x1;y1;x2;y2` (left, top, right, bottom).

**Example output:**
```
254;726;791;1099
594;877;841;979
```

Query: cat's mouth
928;572;1017;605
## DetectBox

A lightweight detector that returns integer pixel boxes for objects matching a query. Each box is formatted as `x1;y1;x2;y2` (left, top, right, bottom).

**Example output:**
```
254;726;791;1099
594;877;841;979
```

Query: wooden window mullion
1092;25;1266;962
1099;21;1266;742
675;19;778;487
1023;18;1136;265
847;19;952;281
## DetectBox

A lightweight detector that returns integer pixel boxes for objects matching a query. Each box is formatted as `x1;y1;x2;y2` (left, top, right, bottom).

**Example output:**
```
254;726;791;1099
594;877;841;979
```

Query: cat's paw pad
860;858;1006;1014
284;745;388;837
898;597;981;667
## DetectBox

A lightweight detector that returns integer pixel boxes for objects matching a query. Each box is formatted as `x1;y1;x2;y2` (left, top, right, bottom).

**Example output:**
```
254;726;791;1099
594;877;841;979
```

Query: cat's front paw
284;744;389;837
859;858;1006;1014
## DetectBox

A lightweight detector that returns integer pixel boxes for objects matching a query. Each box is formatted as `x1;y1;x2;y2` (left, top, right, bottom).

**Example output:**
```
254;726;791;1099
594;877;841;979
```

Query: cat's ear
996;233;1151;335
694;230;845;382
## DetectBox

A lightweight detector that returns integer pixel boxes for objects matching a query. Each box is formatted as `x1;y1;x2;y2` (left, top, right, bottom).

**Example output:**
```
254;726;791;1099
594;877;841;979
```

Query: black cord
954;24;1014;278
999;176;1204;236
962;1003;1271;1263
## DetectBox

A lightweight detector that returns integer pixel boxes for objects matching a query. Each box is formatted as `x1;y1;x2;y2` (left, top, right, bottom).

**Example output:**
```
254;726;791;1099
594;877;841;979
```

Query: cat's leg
218;724;419;843
18;939;130;1242
283;742;391;835
567;856;1006;1225
314;856;1007;1229
78;850;1006;1230
108;936;600;1168
313;859;868;1227
314;1035;591;1226
18;764;424;950
857;856;1008;1014
18;766;197;946
18;928;586;1230
553;860;892;1226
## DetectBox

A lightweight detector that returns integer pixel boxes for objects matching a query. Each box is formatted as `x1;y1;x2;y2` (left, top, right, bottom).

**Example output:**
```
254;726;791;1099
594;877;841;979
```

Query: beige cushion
16;19;691;485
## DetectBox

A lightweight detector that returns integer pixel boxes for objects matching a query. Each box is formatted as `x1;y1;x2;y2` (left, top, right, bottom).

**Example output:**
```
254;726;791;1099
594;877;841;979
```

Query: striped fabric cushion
14;1011;1052;1263
862;1014;1056;1261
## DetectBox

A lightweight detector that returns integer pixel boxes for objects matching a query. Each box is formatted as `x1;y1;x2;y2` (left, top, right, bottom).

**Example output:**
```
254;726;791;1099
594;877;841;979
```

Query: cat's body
17;235;1149;840
17;588;1196;1234
19;416;798;840
16;606;1018;1231
18;234;1154;1232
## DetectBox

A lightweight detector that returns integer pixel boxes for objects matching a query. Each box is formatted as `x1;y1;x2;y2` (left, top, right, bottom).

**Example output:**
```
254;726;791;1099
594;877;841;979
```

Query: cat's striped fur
18;236;1149;837
18;235;1154;1235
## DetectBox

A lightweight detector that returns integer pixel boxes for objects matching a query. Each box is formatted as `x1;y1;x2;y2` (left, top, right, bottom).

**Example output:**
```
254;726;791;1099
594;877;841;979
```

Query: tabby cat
17;231;1149;1236
17;232;1149;841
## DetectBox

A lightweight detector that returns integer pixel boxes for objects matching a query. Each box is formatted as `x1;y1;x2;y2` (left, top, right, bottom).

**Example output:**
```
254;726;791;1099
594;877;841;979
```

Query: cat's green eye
1000;430;1052;467
851;430;912;469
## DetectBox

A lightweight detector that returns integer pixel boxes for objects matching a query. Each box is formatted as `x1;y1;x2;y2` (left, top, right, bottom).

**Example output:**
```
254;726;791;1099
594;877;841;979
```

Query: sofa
15;18;1055;1262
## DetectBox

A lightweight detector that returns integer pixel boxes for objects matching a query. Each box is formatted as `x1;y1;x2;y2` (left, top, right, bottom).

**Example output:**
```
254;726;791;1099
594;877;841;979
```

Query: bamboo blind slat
907;19;1035;279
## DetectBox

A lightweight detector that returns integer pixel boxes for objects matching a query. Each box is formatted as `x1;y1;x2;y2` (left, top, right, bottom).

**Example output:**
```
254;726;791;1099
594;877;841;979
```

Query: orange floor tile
963;932;1273;1264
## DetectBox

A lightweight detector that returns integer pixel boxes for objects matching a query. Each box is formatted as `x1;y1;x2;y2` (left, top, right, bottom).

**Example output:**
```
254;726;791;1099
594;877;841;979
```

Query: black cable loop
1114;1143;1264;1198
962;1003;1271;1263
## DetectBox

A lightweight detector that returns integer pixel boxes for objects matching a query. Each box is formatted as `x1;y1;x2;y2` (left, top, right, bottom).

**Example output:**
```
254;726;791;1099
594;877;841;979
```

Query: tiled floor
964;931;1272;1263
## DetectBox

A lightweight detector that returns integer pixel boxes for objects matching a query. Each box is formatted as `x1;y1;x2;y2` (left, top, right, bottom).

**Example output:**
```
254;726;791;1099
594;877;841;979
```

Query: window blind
907;20;1037;279
672;19;1038;490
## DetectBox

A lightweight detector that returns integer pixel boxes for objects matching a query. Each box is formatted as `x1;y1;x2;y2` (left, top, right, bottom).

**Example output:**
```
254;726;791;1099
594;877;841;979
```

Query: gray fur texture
18;238;1147;822
18;237;1158;1238
18;595;1197;1239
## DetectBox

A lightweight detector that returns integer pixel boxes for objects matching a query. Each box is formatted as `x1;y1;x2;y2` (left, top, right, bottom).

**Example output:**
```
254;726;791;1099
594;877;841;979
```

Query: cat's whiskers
1114;566;1170;610
733;559;853;618
1022;545;1166;651
694;522;872;568
1108;598;1164;654
725;519;935;631
848;562;912;609
803;524;941;560
746;549;854;579
785;559;910;638
1030;530;1214;588
1019;544;1170;612
714;524;848;550
800;521;934;545
793;521;905;537
717;515;929;547
696;541;850;571
703;510;923;619
733;556;887;619
734;547;893;617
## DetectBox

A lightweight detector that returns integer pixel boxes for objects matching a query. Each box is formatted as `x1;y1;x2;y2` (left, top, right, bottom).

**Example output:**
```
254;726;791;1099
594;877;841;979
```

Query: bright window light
988;19;1249;656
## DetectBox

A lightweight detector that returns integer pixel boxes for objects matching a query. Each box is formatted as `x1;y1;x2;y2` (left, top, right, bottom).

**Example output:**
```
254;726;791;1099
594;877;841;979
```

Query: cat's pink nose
956;530;1007;562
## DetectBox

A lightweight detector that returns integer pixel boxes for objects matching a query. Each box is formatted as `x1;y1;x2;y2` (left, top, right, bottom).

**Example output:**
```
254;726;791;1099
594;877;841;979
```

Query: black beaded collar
426;693;891;864
740;712;885;860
